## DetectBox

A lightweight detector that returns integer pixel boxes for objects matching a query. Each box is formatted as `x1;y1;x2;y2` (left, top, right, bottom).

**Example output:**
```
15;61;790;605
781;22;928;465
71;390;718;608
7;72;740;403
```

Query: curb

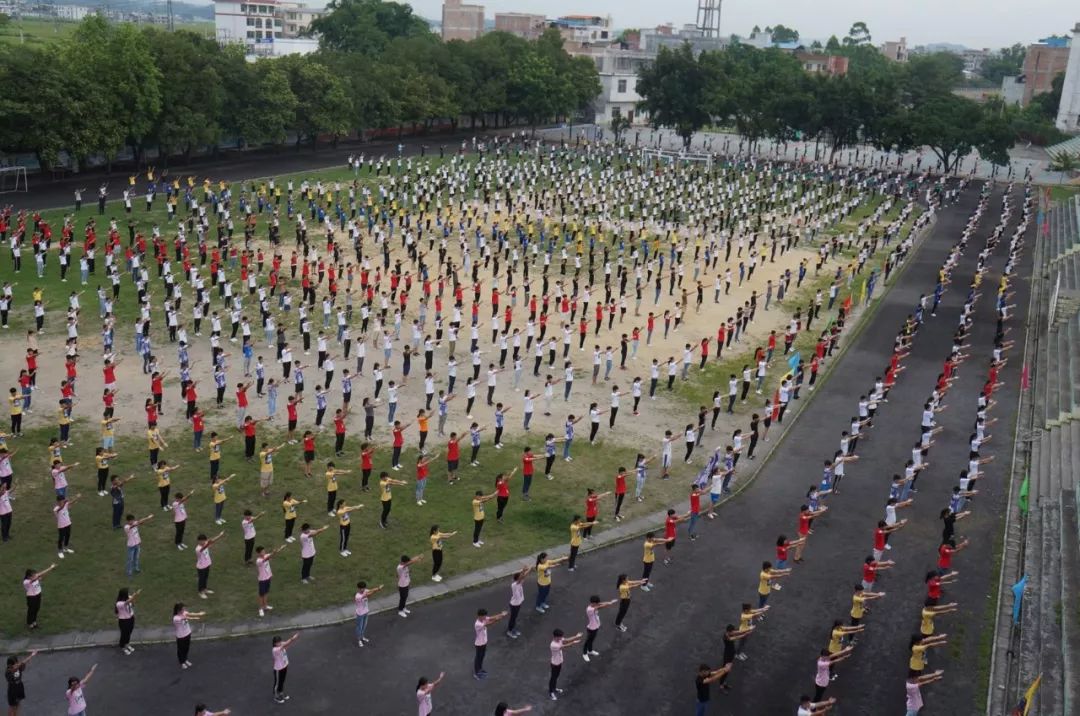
0;210;938;653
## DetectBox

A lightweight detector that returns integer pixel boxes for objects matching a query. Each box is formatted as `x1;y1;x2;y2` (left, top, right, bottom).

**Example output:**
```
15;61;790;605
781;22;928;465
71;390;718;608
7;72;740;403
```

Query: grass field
1049;184;1080;203
0;17;212;47
0;155;917;635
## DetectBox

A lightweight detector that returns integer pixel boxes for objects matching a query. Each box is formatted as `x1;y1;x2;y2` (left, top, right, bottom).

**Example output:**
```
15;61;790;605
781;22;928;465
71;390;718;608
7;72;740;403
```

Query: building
592;44;654;125
1057;23;1080;132
1021;37;1071;106
1001;75;1026;106
962;48;992;74
639;23;727;53
793;51;849;77
494;12;545;40
879;37;908;62
214;0;321;57
551;14;611;50
441;0;484;41
56;5;94;21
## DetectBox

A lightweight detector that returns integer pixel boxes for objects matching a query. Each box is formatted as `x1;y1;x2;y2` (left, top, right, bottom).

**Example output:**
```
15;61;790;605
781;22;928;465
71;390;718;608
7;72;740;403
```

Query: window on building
246;30;254;38
246;17;254;25
275;32;283;38
617;79;627;93
239;3;246;11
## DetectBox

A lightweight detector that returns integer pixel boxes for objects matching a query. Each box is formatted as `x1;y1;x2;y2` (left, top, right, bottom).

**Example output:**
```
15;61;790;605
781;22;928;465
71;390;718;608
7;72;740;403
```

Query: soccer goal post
0;166;28;194
640;147;713;170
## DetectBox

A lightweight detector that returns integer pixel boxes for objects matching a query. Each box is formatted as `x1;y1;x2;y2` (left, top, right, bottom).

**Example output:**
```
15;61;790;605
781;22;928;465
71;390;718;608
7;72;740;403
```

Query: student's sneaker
616;624;627;632
507;630;519;639
417;501;424;506
357;639;365;647
582;654;591;662
473;542;483;548
550;693;559;701
432;574;443;582
474;671;488;680
772;584;782;591
736;652;748;661
181;662;190;670
398;610;408;618
124;645;135;655
64;547;75;554
344;550;352;556
214;519;224;525
340;551;349;557
259;608;265;618
362;636;370;643
640;584;651;592
328;511;337;517
58;551;65;559
589;650;600;656
274;695;287;704
177;544;184;551
285;537;296;543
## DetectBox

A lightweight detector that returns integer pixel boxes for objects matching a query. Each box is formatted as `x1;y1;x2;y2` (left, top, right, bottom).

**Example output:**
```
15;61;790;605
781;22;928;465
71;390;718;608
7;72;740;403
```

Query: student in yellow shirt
849;584;885;627
612;574;649;632
155;460;180;510
757;561;792;610
827;619;864;654
324;461;351;516
534;551;568;612
211;473;237;525
57;402;73;447
908;634;948;676
378;472;408;529
470;489;498;548
428;524;457;582
282;492;306;542
566;514;596;571
258;442;286;497
95;448;119;496
147;422;167;467
8;388;23;436
640;532;671;591
100;416;120;451
207;432;233;482
335;499;364;558
920;602;958;636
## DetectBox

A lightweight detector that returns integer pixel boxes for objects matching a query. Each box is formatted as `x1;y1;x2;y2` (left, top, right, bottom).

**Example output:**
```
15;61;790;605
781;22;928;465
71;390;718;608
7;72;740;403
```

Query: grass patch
1049;185;1080;204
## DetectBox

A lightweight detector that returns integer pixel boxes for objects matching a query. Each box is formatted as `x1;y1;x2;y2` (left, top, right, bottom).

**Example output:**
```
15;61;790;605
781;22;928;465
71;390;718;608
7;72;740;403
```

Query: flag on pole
1021;364;1030;390
787;352;802;373
858;279;867;306
1011;574;1027;624
1011;673;1042;716
1018;475;1030;514
842;295;852;313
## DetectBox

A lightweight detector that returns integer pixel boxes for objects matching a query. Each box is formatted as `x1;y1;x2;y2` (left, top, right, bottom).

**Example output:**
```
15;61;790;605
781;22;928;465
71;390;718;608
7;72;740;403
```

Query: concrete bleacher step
1046;327;1062;428
1038;501;1065;716
1049;427;1064;499
1059;322;1075;423
1059;492;1080;716
1071;421;1080;480
1019;499;1044;693
1071;317;1080;419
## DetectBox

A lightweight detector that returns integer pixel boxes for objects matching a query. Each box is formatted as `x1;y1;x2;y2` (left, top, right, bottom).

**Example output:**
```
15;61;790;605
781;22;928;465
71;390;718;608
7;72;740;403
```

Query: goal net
640;147;713;170
0;166;28;194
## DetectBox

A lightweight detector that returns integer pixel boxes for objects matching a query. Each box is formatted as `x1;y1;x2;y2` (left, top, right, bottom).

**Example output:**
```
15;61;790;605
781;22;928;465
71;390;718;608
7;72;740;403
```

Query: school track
24;182;1031;716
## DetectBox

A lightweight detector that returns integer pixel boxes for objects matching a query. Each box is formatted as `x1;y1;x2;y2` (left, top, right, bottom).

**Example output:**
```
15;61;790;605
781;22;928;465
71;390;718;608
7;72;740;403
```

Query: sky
402;0;1079;49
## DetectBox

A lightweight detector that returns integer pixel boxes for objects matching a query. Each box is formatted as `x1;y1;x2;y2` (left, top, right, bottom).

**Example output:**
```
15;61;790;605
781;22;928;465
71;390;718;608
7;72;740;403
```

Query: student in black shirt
6;651;36;714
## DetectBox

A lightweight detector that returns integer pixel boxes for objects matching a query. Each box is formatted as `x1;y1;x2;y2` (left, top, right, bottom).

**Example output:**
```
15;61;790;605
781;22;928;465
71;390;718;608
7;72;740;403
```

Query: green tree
309;0;431;56
825;35;841;52
63;16;162;164
280;56;353;146
904;93;983;172
769;24;799;44
844;21;871;47
636;43;712;148
144;29;226;160
229;60;297;147
0;45;79;169
980;42;1025;84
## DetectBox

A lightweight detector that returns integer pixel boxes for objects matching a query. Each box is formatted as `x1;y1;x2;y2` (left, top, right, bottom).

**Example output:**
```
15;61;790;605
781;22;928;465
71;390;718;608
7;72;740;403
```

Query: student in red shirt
185;381;198;419
191;410;205;451
243;416;260;461
286;396;303;444
359;443;375;490
583;487;611;540
235;381;252;430
793;503;828;562
612;468;629;521
333;409;347;456
662;508;690;565
445;433;460;484
300;430;316;478
494;468;515;521
390;420;411;470
521;448;539;501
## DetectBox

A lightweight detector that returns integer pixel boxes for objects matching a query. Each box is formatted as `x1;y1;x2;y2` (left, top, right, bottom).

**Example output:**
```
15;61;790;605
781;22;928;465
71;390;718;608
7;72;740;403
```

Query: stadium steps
1061;490;1080;716
1046;324;1062;428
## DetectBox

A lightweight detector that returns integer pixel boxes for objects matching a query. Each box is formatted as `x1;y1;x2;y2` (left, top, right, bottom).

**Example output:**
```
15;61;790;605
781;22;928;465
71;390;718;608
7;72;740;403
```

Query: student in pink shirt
64;663;97;716
548;629;584;701
54;494;81;559
272;632;300;704
472;608;509;679
298;523;329;584
415;672;445;716
581;595;618;661
123;513;154;577
195;531;225;599
255;543;287;617
396;554;424;618
354;581;384;647
115;587;141;655
172;602;205;669
22;563;56;629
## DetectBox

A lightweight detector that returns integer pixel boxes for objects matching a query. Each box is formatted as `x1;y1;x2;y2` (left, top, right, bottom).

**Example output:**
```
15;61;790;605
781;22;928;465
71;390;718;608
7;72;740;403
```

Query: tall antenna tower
166;0;174;30
695;0;721;38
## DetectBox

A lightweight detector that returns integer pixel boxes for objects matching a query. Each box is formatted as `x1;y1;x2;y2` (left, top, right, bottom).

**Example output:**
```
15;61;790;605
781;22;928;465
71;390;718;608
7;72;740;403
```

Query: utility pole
695;0;721;39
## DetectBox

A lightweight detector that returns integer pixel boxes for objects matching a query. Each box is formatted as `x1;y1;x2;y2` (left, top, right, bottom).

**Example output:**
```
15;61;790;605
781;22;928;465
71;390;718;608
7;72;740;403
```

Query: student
548;629;583;701
797;694;837;715
123;513;154;577
255;544;287;617
281;492;306;542
612;574;649;631
472;608;509;679
472;489;498;547
64;664;98;716
757;561;793;608
271;633;300;703
396;554;424;617
171;490;193;550
908;633;948;677
905;669;945;715
505;565;531;638
379;472;408;529
534;552;568;612
298;523;329;583
354;581;384;647
54;493;81;559
581;595;618;661
195;531;226;599
241;509;266;564
640;532;669;590
115;587;141;655
5;651;37;715
567;515;596;571
172;603;205;669
416;672;445;716
493;704;533;716
695;663;733;715
23;564;56;629
429;525;458;582
194;704;233;716
335;500;363;557
813;646;854;701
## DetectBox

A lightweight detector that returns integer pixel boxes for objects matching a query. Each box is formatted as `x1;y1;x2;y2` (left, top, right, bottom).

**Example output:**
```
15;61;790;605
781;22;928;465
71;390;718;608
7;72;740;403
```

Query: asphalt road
20;183;1030;716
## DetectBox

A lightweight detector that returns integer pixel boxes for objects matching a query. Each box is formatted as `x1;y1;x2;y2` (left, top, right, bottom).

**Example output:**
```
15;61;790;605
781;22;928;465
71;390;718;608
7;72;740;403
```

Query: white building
56;5;94;21
215;0;321;58
592;45;654;126
1057;22;1080;133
